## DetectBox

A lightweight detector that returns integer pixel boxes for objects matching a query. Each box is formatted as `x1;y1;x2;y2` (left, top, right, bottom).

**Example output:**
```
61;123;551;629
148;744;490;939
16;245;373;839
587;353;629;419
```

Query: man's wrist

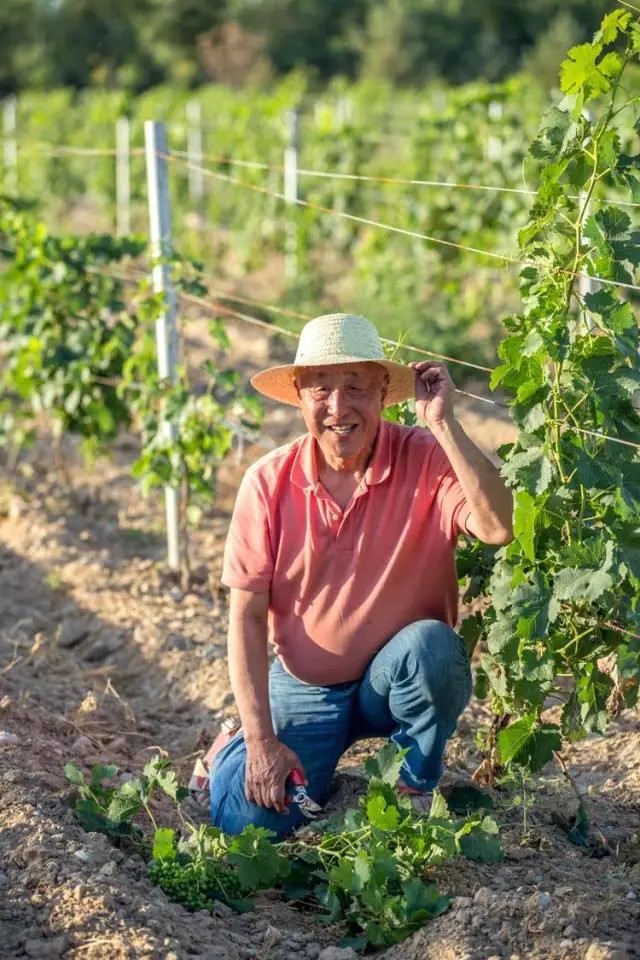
245;731;278;748
426;414;458;437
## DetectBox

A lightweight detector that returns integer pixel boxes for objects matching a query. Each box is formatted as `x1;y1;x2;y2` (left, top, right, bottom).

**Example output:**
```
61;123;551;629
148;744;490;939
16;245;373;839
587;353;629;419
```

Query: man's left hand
410;361;455;428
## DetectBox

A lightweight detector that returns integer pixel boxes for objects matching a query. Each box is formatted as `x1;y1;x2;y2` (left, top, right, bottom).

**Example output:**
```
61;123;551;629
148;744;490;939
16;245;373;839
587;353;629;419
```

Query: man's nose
326;387;348;416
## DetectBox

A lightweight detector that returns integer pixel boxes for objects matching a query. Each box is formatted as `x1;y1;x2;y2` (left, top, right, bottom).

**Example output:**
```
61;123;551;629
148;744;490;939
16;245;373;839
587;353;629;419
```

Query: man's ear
380;372;390;406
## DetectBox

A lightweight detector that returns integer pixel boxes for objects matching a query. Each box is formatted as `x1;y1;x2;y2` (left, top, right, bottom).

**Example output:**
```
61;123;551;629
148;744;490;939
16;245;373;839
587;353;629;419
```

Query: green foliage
1;0;615;93
63;756;188;841
0;200;262;579
471;12;640;768
0;202;145;458
282;745;502;949
66;744;501;947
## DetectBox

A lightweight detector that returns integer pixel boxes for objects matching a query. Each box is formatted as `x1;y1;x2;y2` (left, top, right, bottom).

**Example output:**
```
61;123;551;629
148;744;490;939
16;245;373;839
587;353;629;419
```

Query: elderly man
205;313;512;837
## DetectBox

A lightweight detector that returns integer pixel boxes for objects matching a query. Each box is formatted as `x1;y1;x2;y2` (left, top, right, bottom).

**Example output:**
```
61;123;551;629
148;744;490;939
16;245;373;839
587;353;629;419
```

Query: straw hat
250;313;416;408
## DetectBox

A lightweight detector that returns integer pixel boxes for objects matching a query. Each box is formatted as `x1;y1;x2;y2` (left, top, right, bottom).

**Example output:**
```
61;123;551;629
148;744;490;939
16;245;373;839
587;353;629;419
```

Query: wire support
179;289;509;410
208;290;496;373
12;138;640;210
165;153;640;296
167;148;640;210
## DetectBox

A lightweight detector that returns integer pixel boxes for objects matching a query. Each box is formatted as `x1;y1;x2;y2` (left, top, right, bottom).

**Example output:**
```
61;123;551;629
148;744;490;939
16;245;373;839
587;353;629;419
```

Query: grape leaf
458;827;503;863
64;763;84;786
498;716;561;772
152;827;176;861
364;742;405;786
553;567;613;603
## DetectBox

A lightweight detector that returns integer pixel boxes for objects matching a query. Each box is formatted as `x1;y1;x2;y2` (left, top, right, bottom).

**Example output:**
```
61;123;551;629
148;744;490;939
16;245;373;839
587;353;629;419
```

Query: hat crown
294;313;385;366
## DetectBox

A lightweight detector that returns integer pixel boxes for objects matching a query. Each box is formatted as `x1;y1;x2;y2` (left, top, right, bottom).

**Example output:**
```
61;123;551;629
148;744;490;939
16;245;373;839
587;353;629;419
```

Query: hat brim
250;358;416;408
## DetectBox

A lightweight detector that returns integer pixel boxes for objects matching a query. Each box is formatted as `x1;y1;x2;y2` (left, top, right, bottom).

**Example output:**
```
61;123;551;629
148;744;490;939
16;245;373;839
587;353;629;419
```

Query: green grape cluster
148;858;242;912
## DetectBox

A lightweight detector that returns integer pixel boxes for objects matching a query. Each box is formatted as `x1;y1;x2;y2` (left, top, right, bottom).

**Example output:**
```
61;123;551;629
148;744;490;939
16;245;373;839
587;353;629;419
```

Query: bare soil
1;321;639;960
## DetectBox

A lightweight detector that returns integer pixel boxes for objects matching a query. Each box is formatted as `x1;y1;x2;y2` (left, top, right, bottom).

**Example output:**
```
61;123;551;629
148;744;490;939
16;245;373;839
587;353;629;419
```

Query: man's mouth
327;424;358;436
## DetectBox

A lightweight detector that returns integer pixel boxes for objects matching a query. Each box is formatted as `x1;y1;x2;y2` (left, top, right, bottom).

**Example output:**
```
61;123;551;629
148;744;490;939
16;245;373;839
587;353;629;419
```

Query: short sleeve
221;471;274;592
433;447;473;540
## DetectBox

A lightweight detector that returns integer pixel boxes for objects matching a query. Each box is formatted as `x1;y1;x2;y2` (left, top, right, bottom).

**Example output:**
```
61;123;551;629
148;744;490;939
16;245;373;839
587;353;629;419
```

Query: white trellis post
578;110;596;328
3;95;18;196
144;121;181;572
186;99;204;210
116;116;131;236
487;100;503;162
284;107;299;281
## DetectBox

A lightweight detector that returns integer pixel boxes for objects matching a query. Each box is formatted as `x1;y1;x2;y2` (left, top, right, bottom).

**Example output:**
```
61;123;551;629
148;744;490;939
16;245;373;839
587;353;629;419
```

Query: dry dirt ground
1;322;639;960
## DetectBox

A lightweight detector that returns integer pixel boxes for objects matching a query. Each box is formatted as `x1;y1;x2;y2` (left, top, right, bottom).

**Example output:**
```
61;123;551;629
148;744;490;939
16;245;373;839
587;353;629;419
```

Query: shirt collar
290;419;392;491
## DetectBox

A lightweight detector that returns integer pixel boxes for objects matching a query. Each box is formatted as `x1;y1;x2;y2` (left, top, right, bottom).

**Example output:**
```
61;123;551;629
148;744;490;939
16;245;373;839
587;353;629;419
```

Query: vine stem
553;750;609;851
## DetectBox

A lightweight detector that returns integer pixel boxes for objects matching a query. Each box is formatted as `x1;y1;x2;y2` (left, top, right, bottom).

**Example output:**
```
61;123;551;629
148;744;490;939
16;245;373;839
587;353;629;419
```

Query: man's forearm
227;599;275;744
430;417;513;544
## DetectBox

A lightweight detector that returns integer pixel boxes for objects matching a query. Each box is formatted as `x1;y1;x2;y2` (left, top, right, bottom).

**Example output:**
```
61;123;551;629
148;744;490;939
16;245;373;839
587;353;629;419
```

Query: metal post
3;95;18;196
116;116;131;236
186;100;204;210
336;97;352;126
284;108;299;281
487;101;503;162
578;110;595;328
144;121;181;572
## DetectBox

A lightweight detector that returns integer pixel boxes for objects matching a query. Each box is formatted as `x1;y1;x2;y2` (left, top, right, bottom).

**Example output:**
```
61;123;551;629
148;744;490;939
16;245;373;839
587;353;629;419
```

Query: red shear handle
289;767;305;786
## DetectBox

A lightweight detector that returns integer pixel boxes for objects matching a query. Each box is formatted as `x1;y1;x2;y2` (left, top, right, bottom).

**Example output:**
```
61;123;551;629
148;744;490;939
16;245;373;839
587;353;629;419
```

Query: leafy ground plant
65;745;501;950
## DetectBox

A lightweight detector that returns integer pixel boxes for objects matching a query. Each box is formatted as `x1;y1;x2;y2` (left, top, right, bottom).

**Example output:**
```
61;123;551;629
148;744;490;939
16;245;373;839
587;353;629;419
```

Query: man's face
296;362;388;470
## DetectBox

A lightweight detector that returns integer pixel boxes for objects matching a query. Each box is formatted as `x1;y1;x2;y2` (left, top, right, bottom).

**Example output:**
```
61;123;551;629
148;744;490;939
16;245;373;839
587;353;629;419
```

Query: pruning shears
286;768;322;819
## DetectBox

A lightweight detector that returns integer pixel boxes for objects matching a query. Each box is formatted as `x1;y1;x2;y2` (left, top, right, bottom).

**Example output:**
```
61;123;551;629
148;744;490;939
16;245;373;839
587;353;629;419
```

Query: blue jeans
210;619;472;838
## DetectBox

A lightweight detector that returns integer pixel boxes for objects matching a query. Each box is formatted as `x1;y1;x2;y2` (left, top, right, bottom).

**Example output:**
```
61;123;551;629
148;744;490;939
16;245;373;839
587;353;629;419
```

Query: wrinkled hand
409;360;455;427
245;737;306;812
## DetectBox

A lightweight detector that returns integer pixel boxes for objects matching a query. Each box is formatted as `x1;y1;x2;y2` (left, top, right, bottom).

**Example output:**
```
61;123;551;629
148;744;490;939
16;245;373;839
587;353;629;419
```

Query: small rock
585;945;630;960
72;848;91;863
83;632;123;662
98;861;117;877
538;892;552;911
263;926;282;948
24;935;69;959
318;949;358;960
306;946;321;960
70;735;93;757
166;633;188;651
553;885;573;897
58;619;90;648
0;730;19;745
563;925;577;937
473;887;494;907
169;587;184;603
210;900;234;918
626;889;637;900
0;872;9;887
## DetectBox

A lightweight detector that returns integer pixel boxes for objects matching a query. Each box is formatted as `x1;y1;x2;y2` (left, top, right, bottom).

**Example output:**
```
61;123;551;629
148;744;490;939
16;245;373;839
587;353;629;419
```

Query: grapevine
64;745;501;948
460;11;640;772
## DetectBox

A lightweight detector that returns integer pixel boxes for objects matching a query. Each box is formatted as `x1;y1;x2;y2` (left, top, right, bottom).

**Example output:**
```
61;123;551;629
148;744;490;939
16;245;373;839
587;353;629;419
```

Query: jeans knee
392;620;470;703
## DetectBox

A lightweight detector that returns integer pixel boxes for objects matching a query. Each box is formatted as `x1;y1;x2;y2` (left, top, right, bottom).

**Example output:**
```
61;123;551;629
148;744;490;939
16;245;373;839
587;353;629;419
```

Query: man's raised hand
409;360;455;428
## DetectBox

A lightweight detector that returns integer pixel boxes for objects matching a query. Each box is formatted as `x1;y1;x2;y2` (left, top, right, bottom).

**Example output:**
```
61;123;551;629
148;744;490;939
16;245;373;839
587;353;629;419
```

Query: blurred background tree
0;0;615;93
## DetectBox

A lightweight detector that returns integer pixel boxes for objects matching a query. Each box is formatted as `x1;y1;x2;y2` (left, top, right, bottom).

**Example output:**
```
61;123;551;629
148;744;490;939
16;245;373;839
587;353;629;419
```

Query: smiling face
295;362;388;473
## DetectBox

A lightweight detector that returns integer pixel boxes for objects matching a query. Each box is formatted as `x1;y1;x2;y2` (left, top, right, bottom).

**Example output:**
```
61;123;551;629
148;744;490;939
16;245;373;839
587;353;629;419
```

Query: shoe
188;717;240;810
397;781;434;816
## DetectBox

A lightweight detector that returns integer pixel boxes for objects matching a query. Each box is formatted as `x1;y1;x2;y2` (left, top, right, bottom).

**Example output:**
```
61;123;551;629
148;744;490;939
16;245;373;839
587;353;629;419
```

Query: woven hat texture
250;313;416;408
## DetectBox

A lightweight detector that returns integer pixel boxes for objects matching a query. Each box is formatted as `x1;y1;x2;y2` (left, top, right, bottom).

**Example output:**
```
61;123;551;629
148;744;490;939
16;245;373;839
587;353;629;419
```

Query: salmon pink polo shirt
222;419;473;685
